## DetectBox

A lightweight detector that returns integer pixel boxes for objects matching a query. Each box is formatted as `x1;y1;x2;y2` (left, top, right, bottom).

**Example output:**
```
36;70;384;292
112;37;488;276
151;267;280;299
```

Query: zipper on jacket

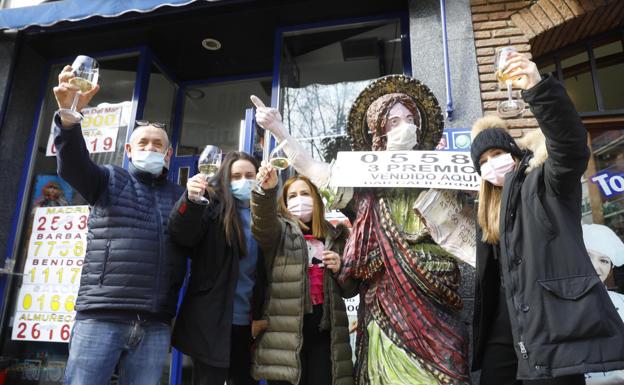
153;188;164;313
518;341;529;359
99;240;111;286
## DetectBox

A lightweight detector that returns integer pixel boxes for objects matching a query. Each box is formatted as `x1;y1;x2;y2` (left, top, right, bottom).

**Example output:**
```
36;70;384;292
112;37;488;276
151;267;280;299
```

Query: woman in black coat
168;151;266;385
470;53;624;384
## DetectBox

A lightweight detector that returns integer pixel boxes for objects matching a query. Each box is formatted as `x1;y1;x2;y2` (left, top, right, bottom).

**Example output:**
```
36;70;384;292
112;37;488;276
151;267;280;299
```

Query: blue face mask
132;150;166;175
230;178;255;201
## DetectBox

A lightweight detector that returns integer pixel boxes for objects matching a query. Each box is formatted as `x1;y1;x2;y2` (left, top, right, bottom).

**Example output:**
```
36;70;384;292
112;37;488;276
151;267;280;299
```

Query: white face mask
481;153;515;186
288;196;314;223
385;123;418;151
132;150;166;175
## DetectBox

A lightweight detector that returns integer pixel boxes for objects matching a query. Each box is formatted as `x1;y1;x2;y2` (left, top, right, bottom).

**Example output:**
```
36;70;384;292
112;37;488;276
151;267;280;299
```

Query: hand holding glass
194;145;222;204
495;47;525;117
59;56;99;121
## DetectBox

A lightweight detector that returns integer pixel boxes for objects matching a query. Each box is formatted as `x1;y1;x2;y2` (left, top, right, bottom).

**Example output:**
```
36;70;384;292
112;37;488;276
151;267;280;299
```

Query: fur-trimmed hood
515;127;547;174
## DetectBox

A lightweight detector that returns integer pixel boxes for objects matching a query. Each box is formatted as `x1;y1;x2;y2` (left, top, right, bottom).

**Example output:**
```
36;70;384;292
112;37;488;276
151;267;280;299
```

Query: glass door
168;76;269;385
274;17;410;164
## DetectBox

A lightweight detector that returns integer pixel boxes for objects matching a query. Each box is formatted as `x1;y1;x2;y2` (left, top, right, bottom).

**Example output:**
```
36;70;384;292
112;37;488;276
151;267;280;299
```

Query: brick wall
469;0;623;136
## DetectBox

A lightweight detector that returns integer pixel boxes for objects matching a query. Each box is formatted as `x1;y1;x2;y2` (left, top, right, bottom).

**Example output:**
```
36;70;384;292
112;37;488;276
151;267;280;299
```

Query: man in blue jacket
53;65;186;385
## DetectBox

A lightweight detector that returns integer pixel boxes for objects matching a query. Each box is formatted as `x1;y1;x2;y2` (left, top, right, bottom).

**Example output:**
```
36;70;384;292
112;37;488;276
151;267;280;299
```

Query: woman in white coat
583;223;624;385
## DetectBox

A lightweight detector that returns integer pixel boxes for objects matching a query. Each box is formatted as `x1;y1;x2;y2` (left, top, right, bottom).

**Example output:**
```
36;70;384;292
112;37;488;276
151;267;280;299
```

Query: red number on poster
50;215;60;231
37;216;47;231
103;136;113;151
64;219;73;231
61;324;71;341
32;323;40;339
77;215;88;230
16;322;26;338
90;138;97;152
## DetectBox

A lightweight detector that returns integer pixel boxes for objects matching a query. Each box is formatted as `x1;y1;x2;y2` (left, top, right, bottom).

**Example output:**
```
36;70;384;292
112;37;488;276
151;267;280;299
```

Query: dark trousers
192;324;257;385
268;305;332;385
480;287;585;385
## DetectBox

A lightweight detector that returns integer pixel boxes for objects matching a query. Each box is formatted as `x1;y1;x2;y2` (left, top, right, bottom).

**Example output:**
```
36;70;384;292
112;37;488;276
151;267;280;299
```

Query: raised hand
256;163;278;191
187;174;210;202
250;95;286;141
54;65;100;115
503;52;541;90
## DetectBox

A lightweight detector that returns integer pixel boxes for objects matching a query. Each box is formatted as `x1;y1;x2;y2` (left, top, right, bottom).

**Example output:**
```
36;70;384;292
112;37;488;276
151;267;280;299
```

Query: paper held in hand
329;150;480;191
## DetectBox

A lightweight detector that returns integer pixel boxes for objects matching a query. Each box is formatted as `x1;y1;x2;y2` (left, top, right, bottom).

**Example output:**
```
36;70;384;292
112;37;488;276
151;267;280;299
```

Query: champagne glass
59;56;99;121
254;140;289;195
495;47;525;117
268;140;290;172
194;145;222;204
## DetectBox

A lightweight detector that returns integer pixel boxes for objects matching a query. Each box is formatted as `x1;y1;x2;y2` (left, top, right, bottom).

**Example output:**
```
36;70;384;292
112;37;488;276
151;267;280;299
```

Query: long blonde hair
477;180;503;244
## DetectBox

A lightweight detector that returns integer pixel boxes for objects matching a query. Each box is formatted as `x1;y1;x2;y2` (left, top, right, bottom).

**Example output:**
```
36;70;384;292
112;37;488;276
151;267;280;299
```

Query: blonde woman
470;53;624;384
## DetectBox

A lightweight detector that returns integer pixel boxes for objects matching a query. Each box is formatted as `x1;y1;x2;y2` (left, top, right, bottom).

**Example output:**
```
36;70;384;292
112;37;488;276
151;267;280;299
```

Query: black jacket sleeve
522;75;589;197
168;192;209;249
54;113;109;205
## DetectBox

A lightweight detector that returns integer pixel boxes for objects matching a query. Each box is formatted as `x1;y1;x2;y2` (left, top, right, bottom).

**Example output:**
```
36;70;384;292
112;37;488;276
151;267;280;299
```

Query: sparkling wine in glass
269;142;290;172
59;56;99;121
495;47;525;118
194;145;222;204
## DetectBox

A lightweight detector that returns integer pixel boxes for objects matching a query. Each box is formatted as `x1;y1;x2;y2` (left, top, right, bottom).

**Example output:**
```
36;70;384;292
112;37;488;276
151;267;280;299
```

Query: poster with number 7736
45;103;126;156
12;206;89;343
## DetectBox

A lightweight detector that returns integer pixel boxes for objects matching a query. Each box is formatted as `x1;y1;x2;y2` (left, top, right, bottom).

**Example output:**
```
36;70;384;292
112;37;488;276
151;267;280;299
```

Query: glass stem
70;92;80;111
506;80;513;103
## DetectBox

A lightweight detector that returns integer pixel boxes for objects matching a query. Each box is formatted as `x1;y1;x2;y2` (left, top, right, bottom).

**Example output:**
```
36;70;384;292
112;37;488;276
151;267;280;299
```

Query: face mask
132;150;166;175
288;195;314;222
230;178;255;201
385;123;418;151
481;153;515;186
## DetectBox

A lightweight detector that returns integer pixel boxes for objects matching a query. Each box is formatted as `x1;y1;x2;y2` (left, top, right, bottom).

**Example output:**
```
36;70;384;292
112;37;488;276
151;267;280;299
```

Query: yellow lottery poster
12;206;89;343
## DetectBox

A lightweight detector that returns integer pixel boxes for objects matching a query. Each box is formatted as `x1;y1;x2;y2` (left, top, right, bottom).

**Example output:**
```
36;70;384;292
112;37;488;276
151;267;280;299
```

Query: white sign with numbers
329;150;481;191
12;206;89;343
46;103;128;156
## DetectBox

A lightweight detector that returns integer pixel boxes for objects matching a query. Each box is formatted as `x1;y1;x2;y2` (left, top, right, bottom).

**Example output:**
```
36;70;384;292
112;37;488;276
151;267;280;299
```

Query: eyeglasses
135;120;167;129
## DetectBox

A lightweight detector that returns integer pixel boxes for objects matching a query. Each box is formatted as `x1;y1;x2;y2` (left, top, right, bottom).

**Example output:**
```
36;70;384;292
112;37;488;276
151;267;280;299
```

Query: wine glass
268;140;290;172
495;47;525;117
194;145;222;204
254;140;289;195
59;56;99;121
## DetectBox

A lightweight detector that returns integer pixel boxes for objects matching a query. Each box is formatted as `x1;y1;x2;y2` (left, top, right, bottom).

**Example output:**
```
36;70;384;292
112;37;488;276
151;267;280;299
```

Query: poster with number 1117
12;206;89;343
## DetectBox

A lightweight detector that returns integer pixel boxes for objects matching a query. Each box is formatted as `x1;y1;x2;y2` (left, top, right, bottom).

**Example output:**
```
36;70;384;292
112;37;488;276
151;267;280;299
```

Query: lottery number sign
46;105;123;156
12;206;89;343
330;151;481;191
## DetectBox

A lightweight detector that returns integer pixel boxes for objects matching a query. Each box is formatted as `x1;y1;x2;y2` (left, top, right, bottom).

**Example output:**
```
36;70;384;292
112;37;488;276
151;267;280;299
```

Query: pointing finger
250;95;266;109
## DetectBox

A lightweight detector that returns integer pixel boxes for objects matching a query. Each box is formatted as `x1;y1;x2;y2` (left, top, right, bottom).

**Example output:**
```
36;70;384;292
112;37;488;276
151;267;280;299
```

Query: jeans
63;319;171;385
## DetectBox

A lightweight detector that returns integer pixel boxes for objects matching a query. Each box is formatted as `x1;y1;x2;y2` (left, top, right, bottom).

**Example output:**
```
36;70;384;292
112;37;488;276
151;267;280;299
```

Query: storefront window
278;19;406;162
177;78;271;156
143;65;177;139
537;29;624;115
583;126;624;292
539;29;624;291
0;53;140;384
561;50;597;112
593;38;624;110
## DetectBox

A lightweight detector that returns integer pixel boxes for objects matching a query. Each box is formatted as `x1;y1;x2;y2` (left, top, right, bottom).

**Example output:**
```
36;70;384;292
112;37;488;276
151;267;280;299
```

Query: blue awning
0;0;219;31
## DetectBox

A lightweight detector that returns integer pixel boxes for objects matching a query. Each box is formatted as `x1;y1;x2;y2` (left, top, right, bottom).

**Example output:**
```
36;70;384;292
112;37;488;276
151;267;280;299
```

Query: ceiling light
202;38;222;51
